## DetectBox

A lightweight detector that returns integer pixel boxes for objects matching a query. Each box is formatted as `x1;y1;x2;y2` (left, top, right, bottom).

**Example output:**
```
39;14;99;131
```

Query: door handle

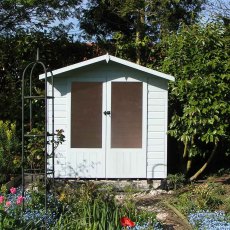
104;111;111;115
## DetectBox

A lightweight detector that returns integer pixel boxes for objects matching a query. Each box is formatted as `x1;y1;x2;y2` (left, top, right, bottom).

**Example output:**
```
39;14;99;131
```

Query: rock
149;190;159;196
168;190;174;194
156;212;168;222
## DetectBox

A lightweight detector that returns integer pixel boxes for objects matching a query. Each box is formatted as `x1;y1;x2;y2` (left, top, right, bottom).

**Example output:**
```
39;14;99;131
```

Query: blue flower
188;210;230;230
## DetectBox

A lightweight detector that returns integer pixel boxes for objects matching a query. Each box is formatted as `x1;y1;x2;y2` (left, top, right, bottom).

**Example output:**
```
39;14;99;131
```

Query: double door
70;77;146;178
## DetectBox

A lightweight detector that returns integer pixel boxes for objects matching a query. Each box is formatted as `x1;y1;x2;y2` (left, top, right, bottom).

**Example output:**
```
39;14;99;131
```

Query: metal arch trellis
21;50;55;212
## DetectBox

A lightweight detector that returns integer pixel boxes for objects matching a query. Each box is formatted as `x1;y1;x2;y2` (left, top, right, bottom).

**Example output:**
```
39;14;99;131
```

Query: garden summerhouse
39;54;175;179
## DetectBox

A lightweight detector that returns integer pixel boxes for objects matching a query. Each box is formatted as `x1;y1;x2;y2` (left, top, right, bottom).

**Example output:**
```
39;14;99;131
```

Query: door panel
69;81;106;178
106;80;146;178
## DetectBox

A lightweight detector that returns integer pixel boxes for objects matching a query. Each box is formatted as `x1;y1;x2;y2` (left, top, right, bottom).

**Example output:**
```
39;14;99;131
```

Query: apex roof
39;53;175;81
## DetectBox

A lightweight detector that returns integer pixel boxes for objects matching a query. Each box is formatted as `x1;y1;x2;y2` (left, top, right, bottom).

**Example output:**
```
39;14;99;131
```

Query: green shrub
167;173;186;190
192;183;223;210
24;128;65;172
0;120;21;183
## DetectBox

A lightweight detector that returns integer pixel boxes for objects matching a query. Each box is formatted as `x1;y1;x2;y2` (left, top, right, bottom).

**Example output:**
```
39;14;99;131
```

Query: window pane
71;82;102;148
111;82;142;148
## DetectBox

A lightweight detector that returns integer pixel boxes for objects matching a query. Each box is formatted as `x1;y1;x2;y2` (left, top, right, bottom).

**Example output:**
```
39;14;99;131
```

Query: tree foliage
161;22;230;180
80;0;205;64
0;0;82;34
0;0;81;122
0;31;104;122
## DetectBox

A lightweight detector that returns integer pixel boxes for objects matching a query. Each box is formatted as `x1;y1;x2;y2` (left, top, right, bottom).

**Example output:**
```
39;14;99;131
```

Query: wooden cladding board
111;82;142;148
71;82;102;148
147;78;167;178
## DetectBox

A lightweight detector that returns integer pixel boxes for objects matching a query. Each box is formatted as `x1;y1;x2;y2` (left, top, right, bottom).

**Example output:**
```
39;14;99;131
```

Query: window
71;82;102;148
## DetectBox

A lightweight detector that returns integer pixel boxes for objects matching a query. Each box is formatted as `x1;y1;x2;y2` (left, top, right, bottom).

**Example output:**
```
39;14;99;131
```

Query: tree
80;0;205;64
0;0;85;122
161;22;230;180
0;0;112;180
0;31;104;123
0;0;82;34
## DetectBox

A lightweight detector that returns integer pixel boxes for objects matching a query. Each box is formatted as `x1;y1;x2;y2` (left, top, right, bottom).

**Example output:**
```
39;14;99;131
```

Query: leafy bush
0;120;21;183
24;128;65;172
192;183;223;210
162;22;230;180
167;173;186;190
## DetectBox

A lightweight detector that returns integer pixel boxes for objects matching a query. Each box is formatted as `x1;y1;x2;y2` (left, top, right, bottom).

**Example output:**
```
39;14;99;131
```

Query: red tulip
120;216;135;227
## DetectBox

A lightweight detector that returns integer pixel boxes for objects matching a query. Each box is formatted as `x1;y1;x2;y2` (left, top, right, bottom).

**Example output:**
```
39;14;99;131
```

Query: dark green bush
0;120;21;183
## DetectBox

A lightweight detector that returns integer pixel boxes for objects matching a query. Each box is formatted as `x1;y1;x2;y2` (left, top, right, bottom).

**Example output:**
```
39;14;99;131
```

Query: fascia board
39;54;175;82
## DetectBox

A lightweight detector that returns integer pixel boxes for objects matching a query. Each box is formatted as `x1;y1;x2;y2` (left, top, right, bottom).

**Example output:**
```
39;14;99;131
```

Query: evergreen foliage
80;0;205;64
161;21;230;180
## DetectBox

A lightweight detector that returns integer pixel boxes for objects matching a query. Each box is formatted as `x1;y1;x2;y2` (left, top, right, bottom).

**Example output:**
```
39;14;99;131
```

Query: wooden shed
40;54;174;179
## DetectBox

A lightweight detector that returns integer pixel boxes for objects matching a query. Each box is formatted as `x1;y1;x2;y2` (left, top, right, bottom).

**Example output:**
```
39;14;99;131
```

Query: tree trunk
186;159;192;173
135;21;141;65
190;142;218;181
183;139;188;158
136;10;141;65
135;9;145;65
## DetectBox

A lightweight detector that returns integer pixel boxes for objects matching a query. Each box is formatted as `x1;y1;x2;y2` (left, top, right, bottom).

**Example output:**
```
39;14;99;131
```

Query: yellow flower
59;192;66;202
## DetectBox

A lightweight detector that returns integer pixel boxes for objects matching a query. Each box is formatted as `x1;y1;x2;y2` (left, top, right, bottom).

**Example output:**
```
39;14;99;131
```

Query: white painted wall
47;78;68;177
147;78;168;178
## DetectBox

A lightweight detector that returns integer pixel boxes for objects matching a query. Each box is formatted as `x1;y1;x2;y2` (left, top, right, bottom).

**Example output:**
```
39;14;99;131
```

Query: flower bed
0;183;163;229
2;182;229;229
188;210;230;230
0;185;60;229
